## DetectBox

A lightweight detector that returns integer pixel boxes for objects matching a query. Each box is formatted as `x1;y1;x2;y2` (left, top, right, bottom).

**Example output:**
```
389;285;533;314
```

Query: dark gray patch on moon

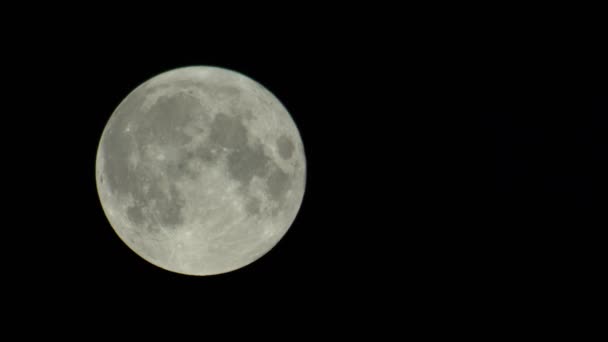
102;94;145;196
207;111;275;192
194;144;220;164
135;93;196;147
102;93;196;233
127;202;145;225
102;135;139;198
202;109;294;217
277;135;294;159
245;197;261;216
267;168;290;202
167;149;204;180
209;113;248;149
240;109;255;122
227;145;270;187
158;184;186;226
125;180;186;231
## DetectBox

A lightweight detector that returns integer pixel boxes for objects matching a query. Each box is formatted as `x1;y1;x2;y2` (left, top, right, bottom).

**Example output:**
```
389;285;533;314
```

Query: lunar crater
277;135;295;159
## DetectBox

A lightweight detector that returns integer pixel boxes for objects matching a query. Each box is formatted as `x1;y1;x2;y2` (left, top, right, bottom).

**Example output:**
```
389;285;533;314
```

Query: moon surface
96;66;306;275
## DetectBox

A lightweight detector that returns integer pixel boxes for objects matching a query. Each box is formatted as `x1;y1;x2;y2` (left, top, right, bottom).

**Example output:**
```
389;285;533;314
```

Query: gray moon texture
95;66;306;276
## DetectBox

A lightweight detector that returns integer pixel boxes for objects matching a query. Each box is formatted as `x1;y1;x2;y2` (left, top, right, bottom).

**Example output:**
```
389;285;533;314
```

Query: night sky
4;8;606;331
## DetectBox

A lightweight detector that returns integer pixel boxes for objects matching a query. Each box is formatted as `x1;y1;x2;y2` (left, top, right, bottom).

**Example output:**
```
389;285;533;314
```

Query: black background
5;7;607;331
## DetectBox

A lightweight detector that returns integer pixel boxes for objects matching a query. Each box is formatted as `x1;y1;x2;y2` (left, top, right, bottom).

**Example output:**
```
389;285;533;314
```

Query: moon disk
96;66;306;275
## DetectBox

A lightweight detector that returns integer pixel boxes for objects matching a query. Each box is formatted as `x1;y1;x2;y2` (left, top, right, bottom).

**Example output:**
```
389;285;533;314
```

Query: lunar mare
96;66;306;275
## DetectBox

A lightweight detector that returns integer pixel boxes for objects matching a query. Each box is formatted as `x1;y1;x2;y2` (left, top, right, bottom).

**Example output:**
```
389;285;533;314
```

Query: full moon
96;66;306;275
